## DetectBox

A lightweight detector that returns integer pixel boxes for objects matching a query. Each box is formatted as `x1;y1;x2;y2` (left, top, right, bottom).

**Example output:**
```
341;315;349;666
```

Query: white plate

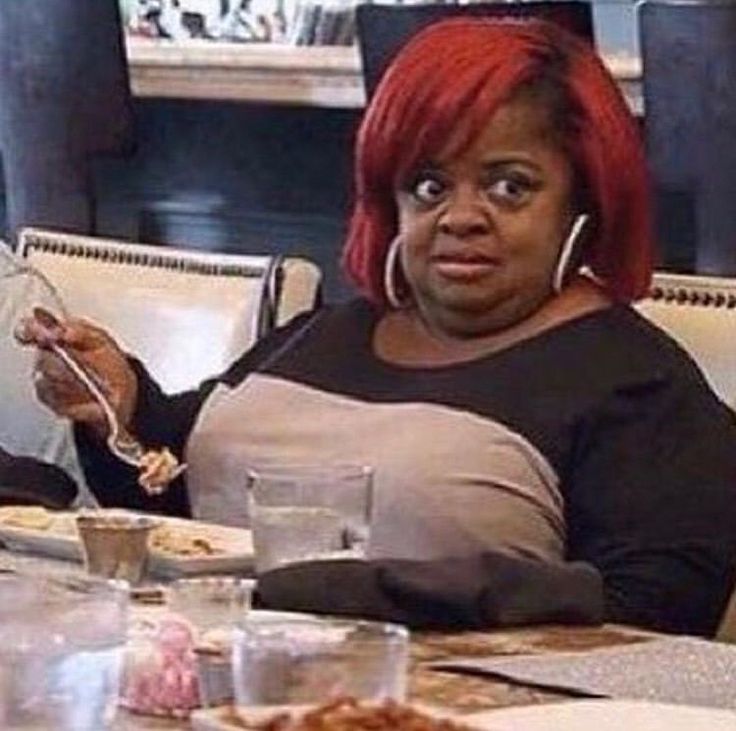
463;700;736;731
0;507;254;577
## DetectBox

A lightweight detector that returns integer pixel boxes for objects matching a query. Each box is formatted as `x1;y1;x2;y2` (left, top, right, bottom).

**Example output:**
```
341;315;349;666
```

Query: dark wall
7;98;361;301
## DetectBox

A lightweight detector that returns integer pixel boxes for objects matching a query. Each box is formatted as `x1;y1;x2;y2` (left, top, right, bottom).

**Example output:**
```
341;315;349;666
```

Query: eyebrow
479;156;543;172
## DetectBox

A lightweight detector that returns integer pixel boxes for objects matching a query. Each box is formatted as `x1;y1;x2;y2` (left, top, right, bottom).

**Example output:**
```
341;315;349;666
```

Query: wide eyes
411;175;447;205
486;175;535;206
407;170;537;208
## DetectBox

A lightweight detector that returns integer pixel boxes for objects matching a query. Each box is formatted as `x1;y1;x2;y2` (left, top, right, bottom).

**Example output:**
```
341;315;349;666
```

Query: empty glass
0;573;128;730
246;463;373;573
232;616;409;708
168;576;254;631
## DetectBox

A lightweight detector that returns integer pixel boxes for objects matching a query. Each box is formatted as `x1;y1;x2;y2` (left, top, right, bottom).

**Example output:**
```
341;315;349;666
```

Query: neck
376;276;611;366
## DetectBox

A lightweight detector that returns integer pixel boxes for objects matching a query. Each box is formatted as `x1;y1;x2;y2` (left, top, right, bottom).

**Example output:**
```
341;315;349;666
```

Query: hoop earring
552;213;589;295
383;235;406;309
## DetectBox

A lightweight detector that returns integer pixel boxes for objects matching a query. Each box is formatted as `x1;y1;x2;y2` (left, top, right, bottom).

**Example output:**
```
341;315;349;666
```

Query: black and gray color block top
76;298;736;636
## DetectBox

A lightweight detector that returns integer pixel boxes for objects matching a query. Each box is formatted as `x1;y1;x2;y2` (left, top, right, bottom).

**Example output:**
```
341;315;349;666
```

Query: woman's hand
15;310;138;437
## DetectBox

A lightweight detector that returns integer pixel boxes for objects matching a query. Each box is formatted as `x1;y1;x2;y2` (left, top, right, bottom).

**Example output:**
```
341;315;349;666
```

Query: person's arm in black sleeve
259;365;736;635
565;368;736;636
74;311;317;516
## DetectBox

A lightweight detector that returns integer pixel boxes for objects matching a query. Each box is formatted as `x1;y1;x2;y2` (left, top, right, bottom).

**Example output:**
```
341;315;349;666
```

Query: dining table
0;548;656;731
114;622;655;730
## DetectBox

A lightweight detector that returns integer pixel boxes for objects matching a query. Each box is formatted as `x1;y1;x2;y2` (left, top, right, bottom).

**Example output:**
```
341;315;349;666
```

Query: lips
430;250;500;280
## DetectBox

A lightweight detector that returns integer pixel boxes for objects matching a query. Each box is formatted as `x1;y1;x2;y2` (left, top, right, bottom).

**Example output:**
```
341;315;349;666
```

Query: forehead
435;93;568;167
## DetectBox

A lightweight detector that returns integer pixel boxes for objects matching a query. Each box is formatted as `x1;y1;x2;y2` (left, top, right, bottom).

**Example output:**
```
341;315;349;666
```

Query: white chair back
635;272;736;408
18;228;321;393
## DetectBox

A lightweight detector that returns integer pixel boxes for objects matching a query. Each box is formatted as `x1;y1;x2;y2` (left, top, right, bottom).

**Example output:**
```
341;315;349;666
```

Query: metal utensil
33;307;186;493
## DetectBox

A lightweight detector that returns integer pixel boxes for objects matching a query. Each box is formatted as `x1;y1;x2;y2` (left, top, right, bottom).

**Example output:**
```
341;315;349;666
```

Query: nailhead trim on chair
649;273;736;309
21;231;269;279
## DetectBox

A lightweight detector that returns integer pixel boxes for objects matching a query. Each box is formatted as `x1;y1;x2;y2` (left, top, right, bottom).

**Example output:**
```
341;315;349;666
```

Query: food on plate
0;505;55;530
0;506;227;558
149;525;221;557
238;697;475;731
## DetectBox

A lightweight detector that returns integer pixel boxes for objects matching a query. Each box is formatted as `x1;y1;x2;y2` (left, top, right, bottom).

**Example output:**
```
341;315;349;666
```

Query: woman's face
394;93;578;338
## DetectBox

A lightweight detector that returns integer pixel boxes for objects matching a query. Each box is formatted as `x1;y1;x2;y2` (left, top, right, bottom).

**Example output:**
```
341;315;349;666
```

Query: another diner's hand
14;311;138;437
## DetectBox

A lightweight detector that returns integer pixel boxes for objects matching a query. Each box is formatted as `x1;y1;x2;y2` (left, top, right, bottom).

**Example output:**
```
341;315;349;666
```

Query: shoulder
551;305;711;393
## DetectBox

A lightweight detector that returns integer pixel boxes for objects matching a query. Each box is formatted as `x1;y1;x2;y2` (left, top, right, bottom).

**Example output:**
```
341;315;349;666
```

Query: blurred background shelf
126;38;641;112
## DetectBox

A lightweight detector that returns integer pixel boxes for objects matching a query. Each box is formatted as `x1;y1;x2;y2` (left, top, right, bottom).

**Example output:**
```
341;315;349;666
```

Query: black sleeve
565;366;736;636
74;312;317;516
259;364;736;636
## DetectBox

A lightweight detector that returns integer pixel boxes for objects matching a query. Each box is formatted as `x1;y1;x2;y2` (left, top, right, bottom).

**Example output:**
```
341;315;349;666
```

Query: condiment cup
76;513;157;585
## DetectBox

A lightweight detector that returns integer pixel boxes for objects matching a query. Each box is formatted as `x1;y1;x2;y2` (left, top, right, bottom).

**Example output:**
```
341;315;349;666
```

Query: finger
59;319;117;352
34;376;103;423
36;351;89;397
14;316;62;348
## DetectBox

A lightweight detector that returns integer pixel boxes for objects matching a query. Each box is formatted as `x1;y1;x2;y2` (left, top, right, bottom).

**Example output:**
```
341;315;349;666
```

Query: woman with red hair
20;19;736;636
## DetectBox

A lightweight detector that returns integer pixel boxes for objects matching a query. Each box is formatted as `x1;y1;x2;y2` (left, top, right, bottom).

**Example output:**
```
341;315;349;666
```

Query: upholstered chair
18;229;322;394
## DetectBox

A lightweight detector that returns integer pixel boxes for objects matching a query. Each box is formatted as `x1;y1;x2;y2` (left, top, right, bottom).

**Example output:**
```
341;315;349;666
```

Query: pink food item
120;614;201;718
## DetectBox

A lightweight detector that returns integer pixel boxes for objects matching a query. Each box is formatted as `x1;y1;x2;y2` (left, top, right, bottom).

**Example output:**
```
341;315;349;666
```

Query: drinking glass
168;576;255;707
232;616;409;708
246;463;373;573
168;576;254;632
0;573;128;730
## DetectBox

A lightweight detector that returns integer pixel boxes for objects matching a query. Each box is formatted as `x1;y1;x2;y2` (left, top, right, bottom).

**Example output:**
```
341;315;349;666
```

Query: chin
430;287;549;336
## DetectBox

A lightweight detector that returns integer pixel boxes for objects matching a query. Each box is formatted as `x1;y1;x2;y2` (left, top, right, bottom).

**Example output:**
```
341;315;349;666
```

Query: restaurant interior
2;1;736;729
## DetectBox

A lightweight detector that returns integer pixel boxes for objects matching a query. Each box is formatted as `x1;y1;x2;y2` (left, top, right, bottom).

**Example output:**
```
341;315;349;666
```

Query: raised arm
18;310;317;516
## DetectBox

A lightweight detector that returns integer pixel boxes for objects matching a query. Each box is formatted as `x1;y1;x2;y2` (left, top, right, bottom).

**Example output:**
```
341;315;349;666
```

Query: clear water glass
246;463;373;573
232;616;409;708
168;576;254;631
0;573;128;730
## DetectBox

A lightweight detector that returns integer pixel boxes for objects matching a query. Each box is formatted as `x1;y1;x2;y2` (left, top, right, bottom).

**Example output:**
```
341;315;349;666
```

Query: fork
44;336;145;469
32;307;186;491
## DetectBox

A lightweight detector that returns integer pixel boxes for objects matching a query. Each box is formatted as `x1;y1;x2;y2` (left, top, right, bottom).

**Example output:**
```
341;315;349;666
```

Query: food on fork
138;447;182;494
23;307;185;496
238;697;475;731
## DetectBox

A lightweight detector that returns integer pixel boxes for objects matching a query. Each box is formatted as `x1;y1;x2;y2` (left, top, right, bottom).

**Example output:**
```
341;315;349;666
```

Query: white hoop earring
552;213;589;295
383;235;406;309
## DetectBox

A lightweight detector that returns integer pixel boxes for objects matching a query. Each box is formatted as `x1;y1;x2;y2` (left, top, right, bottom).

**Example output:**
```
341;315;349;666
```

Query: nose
437;186;491;238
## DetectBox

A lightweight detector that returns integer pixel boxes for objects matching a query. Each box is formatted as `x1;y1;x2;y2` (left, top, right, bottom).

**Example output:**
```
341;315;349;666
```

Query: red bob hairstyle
342;18;653;303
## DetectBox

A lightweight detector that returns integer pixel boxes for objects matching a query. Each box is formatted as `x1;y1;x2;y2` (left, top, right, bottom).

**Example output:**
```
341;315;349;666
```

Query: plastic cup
168;576;254;707
232;616;408;709
0;573;128;730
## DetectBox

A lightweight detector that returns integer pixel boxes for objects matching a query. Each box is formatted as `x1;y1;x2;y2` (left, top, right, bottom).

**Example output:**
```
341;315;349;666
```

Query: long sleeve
260;364;736;636
74;312;317;515
565;367;736;636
